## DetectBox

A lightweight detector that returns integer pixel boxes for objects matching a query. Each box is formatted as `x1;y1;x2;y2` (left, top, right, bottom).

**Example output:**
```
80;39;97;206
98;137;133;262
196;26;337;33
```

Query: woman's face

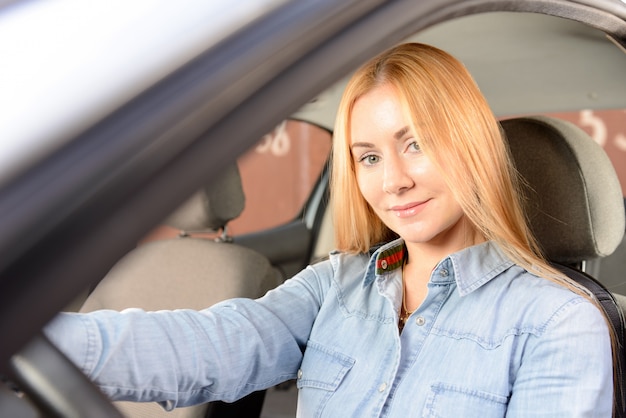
350;84;469;251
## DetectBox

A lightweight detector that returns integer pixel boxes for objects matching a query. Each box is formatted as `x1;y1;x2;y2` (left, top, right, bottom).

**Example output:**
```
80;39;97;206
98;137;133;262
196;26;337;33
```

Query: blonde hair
331;42;583;287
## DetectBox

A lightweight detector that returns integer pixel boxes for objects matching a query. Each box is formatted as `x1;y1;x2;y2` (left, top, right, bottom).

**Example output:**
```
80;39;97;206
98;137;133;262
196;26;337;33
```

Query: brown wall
230;121;332;235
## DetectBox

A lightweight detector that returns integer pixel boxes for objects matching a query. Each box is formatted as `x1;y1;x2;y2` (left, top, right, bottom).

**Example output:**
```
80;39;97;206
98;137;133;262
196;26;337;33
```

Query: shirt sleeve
43;262;333;409
506;297;614;417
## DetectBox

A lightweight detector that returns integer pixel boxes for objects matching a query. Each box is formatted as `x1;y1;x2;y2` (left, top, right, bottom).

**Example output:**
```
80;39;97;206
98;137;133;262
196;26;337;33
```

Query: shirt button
381;260;388;269
297;369;303;379
440;268;449;277
378;382;387;392
415;316;426;326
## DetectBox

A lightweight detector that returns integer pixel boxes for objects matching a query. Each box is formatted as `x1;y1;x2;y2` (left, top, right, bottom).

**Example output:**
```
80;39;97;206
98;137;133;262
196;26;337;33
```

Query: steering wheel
6;334;123;418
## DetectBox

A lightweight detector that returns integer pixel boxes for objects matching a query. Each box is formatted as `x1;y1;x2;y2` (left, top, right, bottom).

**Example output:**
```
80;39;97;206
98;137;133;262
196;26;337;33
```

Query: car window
231;119;332;235
141;119;332;243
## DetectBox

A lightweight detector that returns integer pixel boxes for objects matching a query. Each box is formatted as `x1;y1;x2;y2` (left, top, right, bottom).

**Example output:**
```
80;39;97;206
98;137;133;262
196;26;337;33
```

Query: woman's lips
390;200;429;218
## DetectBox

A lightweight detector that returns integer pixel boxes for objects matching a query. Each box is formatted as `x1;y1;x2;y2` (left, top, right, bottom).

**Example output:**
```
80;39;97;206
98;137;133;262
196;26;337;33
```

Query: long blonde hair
332;42;584;288
331;43;619;414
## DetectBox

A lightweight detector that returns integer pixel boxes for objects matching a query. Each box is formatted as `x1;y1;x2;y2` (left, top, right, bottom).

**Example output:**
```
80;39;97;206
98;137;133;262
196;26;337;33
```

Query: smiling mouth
390;200;429;218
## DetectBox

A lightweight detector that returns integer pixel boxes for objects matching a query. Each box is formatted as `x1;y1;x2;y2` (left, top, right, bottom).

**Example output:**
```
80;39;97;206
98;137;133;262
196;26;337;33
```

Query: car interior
0;1;625;417
44;113;626;418
78;163;278;417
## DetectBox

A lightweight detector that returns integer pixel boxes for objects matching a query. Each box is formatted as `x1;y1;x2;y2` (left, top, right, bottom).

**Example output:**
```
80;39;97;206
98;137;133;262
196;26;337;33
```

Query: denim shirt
45;240;613;417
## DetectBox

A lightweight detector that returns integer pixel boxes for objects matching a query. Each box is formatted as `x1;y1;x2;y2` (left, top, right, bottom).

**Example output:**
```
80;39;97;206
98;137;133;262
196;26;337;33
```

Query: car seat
79;163;282;418
585;198;626;295
500;115;626;417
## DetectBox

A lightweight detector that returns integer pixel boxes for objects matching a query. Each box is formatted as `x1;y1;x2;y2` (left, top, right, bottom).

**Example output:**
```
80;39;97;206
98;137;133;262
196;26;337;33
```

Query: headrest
165;163;245;232
501;116;625;264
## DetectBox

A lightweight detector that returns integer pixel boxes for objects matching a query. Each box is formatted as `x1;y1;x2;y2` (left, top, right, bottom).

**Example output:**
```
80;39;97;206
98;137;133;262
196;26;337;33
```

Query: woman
46;43;613;417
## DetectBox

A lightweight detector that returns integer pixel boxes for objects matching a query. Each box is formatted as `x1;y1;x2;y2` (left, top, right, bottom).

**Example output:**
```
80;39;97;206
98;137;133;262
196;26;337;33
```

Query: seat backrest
79;163;282;418
501;116;624;264
501;115;626;417
585;198;626;294
164;163;246;238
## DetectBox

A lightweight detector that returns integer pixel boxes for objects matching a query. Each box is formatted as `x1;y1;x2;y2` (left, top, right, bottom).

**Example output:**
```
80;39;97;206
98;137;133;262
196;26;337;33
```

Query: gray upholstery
501;116;625;265
165;164;245;232
79;239;280;312
79;163;281;418
586;199;626;294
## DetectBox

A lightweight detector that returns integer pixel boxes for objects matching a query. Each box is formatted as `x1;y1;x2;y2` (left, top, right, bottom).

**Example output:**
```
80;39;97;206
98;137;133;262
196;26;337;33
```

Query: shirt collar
445;241;514;296
362;239;405;287
364;239;514;295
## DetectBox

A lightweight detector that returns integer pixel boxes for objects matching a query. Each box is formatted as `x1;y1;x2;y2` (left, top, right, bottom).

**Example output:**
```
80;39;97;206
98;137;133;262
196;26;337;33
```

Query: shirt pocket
423;382;509;418
296;340;355;417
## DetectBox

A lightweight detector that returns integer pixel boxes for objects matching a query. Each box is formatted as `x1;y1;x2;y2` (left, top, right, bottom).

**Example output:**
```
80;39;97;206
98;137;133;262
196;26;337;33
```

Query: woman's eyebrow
350;126;411;150
394;126;410;140
350;141;374;150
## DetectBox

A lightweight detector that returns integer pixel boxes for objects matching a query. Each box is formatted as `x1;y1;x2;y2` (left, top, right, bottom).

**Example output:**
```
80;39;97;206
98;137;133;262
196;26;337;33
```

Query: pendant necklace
399;263;414;332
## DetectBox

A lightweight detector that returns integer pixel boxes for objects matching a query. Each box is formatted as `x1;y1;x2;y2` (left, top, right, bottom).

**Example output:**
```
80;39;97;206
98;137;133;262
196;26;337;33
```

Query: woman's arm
43;262;333;409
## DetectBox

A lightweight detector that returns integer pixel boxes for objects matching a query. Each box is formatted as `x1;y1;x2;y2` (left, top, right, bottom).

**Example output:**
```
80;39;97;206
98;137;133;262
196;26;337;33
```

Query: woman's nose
382;160;413;194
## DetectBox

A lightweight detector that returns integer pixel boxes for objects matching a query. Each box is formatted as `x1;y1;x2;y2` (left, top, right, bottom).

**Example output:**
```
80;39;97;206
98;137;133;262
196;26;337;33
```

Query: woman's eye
407;141;421;153
359;154;380;165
